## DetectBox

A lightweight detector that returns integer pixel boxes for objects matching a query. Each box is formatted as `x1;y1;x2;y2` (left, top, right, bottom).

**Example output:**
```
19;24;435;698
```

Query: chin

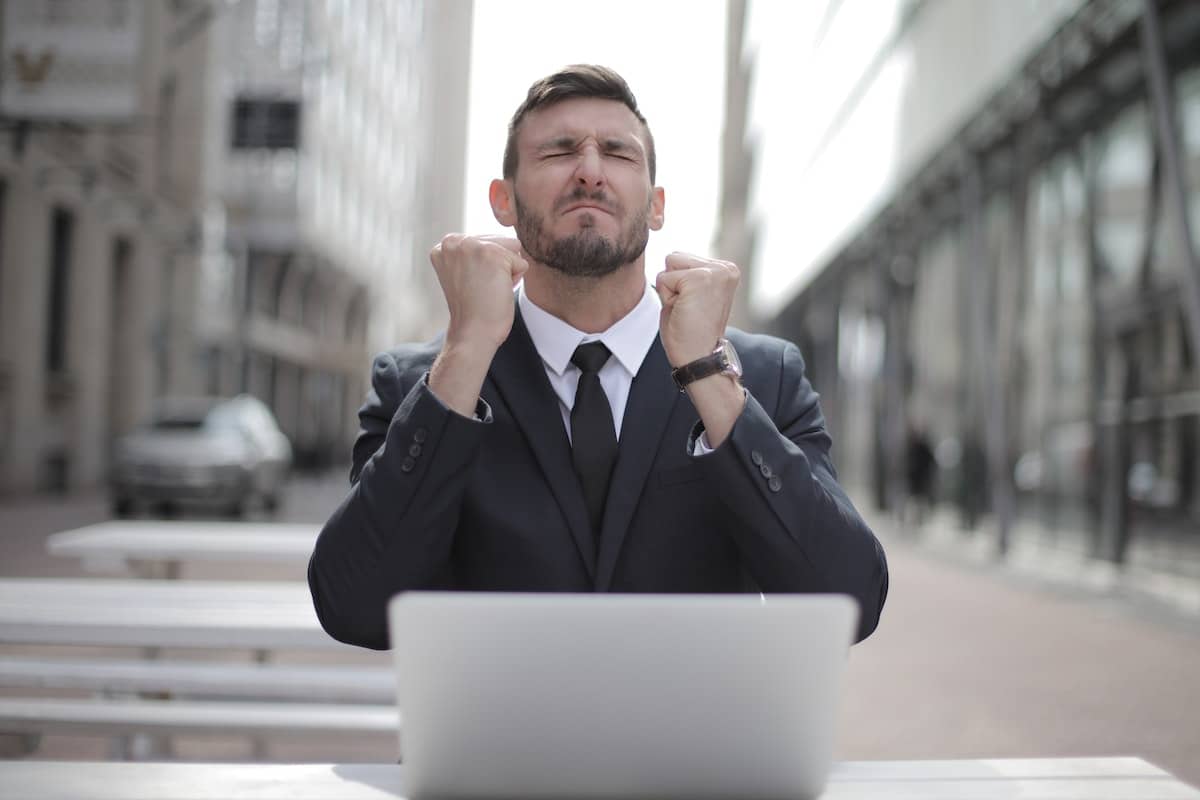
570;219;618;237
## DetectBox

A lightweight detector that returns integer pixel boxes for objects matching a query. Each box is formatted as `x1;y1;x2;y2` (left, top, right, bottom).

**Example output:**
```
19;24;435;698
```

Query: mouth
562;202;612;216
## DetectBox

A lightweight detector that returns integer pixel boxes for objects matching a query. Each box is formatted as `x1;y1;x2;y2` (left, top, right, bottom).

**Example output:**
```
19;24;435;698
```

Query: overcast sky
463;0;727;283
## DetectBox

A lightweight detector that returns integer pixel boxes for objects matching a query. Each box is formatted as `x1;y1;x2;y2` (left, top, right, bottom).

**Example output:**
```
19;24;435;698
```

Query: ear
490;179;517;227
649;186;665;231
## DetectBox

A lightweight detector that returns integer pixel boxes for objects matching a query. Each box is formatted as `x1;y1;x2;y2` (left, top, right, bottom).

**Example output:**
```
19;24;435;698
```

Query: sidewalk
877;503;1200;629
844;510;1200;786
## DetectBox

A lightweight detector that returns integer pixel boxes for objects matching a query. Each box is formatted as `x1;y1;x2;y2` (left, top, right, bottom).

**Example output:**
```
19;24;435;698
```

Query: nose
574;145;605;190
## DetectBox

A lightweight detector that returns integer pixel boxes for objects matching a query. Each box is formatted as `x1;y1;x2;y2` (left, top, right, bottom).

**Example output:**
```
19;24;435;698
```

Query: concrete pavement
841;517;1200;785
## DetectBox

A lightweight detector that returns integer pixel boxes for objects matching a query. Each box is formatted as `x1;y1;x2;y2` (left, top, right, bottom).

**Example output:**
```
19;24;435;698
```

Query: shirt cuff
421;373;492;423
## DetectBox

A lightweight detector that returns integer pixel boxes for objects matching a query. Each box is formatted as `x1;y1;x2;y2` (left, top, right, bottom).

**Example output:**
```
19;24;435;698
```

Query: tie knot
571;341;611;374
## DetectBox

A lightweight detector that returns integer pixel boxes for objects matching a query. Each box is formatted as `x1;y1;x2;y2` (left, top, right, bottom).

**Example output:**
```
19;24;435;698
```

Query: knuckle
463;237;491;256
440;234;465;256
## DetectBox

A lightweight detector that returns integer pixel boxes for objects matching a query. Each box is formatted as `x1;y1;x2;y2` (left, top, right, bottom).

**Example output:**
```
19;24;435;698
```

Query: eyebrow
601;138;638;156
537;135;580;153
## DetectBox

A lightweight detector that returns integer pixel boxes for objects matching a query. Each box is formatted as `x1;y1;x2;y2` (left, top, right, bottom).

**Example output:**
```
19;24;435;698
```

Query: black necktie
570;342;618;543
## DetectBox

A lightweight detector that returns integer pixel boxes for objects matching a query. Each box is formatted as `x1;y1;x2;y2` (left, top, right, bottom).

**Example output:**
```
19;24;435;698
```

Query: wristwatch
671;338;743;391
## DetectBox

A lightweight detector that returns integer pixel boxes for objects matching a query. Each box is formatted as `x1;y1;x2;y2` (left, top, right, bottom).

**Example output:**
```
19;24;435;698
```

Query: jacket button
751;450;763;466
414;427;429;443
767;476;782;493
401;457;416;473
408;443;422;458
759;463;773;479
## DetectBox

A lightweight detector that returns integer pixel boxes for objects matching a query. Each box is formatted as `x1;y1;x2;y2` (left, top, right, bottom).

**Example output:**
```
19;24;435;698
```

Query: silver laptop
387;592;858;800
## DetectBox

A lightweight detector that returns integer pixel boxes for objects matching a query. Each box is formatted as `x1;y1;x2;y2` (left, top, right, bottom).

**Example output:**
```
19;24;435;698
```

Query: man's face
504;97;663;278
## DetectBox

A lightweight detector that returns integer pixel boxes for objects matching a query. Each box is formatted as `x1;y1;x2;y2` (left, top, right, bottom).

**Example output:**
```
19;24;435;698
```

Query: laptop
387;592;858;800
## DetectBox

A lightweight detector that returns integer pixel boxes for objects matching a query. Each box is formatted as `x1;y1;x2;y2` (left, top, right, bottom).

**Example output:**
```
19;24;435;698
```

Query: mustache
554;187;616;214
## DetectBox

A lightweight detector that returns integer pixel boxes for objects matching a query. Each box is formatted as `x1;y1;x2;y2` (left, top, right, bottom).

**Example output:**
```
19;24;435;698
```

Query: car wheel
113;497;134;518
227;497;247;519
263;491;281;514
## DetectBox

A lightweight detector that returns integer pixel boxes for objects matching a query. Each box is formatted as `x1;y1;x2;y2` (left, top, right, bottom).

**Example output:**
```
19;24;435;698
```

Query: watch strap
671;350;727;391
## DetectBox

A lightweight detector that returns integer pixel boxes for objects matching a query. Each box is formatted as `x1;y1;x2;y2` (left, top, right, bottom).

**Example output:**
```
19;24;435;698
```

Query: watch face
720;339;743;377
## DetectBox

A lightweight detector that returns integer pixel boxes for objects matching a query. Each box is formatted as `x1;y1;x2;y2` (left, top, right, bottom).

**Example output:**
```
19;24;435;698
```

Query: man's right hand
427;234;529;417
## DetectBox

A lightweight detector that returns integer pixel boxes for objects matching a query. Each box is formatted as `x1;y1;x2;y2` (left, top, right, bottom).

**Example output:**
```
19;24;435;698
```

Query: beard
514;187;652;279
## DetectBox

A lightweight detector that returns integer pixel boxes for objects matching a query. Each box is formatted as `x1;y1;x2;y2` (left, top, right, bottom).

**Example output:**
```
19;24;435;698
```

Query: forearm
429;339;496;418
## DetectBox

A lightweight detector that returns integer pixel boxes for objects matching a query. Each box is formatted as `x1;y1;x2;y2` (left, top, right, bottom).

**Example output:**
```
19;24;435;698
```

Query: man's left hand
654;252;740;367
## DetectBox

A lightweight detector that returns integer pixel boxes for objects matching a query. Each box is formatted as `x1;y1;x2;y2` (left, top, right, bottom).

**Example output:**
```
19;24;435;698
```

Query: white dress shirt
518;282;660;444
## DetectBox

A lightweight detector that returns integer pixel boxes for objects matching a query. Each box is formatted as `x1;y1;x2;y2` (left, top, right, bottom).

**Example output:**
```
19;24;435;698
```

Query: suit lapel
486;306;597;577
595;337;685;590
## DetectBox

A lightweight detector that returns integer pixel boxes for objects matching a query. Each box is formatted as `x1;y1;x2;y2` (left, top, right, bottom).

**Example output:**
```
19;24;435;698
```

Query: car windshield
150;416;206;431
146;401;240;433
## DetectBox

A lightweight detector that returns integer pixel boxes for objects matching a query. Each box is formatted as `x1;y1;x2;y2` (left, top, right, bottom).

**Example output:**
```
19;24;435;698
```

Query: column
1;177;50;493
67;208;112;489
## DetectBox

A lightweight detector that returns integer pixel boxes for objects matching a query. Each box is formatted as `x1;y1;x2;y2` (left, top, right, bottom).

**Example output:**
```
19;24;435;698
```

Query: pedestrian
906;423;937;525
308;65;888;649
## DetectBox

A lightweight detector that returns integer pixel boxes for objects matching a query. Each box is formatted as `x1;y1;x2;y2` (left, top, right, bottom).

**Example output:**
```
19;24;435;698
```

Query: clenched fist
430;234;530;351
654;252;740;368
428;234;529;417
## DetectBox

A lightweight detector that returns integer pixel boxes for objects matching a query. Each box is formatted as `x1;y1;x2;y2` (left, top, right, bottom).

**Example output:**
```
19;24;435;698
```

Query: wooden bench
0;656;395;704
0;578;395;758
45;521;319;578
0;656;400;759
0;696;399;759
0;577;343;651
2;757;1196;799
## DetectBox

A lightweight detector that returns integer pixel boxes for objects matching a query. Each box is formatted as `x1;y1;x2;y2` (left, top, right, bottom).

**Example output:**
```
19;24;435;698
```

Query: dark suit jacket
308;310;888;649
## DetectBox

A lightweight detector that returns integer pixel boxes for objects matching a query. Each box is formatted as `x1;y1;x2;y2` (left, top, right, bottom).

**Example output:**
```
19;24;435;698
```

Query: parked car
111;395;292;517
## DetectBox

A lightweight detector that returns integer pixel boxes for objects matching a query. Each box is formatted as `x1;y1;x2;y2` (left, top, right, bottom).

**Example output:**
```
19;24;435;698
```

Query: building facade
720;0;1200;579
0;0;471;495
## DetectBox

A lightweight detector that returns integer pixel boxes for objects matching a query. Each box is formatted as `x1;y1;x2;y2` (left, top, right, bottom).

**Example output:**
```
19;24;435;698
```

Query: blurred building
721;0;1200;578
0;0;471;496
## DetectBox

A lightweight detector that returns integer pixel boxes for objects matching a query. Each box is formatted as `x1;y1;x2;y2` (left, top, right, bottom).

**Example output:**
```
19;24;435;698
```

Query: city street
0;471;1197;784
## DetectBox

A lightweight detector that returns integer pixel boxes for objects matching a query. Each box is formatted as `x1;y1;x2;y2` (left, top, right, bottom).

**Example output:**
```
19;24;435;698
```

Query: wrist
670;337;742;392
429;342;494;418
446;320;509;354
666;338;721;369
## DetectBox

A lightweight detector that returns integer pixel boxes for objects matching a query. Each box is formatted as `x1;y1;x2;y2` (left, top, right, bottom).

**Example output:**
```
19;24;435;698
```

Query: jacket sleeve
690;340;888;642
308;350;491;650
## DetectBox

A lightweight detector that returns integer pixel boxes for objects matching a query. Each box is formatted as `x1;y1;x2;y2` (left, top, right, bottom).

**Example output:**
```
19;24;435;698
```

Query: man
308;65;887;649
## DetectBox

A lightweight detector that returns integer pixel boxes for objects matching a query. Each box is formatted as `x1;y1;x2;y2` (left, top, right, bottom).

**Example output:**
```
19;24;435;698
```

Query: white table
0;577;340;651
0;757;1196;799
46;522;319;578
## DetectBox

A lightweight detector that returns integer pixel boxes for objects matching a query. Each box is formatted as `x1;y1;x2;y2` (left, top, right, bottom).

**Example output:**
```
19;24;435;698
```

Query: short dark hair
503;64;656;182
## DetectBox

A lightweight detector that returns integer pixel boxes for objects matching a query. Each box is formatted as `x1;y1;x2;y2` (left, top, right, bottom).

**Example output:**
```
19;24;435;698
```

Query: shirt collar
518;281;661;378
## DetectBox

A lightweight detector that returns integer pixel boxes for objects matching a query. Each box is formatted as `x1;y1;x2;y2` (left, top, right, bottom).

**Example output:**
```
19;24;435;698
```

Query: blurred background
0;0;1199;782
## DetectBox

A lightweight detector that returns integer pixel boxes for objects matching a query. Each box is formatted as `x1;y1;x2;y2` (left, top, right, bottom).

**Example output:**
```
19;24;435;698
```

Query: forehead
518;96;648;149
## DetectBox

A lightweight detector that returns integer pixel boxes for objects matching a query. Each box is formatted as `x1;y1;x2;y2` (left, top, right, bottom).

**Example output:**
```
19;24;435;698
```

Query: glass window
1093;103;1152;289
1175;66;1200;259
231;97;302;150
908;230;962;439
1024;156;1093;492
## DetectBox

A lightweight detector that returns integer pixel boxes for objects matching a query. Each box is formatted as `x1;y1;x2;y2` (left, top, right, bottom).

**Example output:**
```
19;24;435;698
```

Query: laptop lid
388;592;858;800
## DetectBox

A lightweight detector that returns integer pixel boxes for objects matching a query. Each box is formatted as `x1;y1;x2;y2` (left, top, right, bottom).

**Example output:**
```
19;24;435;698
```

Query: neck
523;260;647;333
